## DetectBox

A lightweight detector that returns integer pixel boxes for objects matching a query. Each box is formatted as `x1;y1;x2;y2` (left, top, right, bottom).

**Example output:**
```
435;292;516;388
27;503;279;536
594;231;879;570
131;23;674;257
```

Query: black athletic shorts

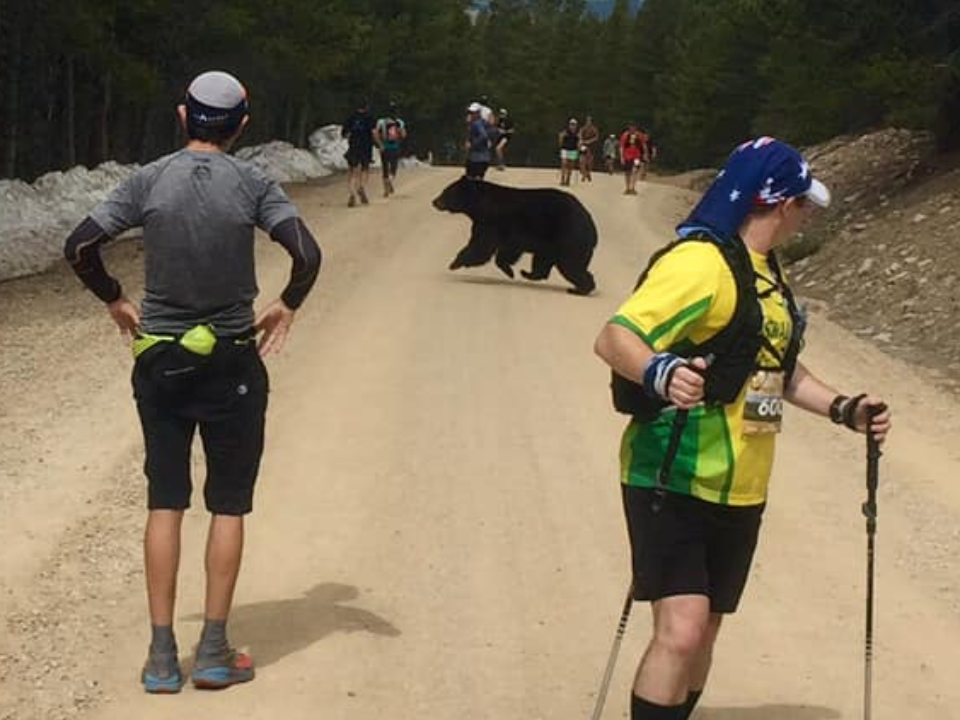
346;147;372;169
465;160;489;179
132;337;269;516
622;485;764;613
380;148;400;177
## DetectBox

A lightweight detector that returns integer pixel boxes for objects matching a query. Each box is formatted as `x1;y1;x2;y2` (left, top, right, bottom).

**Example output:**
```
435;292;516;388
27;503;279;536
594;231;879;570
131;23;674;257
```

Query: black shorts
133;339;269;516
622;485;764;613
346;147;372;169
380;148;400;177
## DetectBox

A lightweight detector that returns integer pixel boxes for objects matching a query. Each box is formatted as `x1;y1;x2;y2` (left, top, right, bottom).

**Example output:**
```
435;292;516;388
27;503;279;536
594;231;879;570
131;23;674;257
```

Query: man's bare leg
192;514;254;689
142;509;186;691
145;509;185;626
203;514;244;621
631;595;714;718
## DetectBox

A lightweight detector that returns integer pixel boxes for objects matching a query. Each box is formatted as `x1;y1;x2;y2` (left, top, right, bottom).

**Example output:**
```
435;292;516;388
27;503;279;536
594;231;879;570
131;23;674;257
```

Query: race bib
742;371;784;435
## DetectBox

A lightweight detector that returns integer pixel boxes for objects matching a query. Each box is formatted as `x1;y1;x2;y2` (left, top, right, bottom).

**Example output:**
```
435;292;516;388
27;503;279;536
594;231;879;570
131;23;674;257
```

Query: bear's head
432;176;483;215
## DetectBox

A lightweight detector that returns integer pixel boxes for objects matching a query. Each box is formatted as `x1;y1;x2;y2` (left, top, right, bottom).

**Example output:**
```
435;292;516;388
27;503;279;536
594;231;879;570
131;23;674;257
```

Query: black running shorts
346;147;372;169
133;339;269;515
622;485;764;613
380;148;400;177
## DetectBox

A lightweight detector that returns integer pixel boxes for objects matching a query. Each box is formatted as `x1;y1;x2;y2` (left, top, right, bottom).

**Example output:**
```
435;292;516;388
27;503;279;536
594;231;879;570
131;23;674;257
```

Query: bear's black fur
432;177;598;295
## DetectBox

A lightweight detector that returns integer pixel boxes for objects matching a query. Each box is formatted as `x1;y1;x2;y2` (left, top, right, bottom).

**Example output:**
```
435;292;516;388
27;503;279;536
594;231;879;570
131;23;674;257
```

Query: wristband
828;394;849;425
642;352;686;401
842;393;868;431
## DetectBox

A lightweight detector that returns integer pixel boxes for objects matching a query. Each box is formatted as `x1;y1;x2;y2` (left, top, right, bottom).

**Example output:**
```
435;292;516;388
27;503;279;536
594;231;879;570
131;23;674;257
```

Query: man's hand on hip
255;300;296;358
107;297;141;340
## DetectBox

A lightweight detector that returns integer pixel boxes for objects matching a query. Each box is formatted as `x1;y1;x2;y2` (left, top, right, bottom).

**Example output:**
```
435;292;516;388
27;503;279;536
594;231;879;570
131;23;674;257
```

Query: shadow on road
699;705;841;720
183;581;400;669
446;273;580;295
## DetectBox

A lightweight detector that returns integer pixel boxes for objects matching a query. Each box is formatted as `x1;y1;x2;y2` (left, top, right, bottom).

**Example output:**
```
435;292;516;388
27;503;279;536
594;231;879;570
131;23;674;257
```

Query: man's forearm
63;216;122;303
784;361;839;417
269;217;322;310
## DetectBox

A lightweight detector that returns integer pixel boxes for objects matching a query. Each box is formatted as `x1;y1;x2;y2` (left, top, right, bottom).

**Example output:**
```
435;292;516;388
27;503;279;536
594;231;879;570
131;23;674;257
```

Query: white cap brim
467;103;482;112
806;178;831;208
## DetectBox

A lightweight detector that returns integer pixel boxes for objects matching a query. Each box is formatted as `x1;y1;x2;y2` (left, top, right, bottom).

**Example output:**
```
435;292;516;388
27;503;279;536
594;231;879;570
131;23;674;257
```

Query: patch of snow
0;126;375;282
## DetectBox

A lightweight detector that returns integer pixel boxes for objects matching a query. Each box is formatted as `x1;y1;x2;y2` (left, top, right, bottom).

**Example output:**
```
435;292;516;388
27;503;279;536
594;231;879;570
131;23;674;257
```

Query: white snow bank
0;162;136;282
309;125;351;171
235;140;332;183
0;125;369;282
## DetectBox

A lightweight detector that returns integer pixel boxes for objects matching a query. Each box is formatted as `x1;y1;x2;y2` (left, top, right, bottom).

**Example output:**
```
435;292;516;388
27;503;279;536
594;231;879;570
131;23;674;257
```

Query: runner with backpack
375;101;408;197
593;137;891;720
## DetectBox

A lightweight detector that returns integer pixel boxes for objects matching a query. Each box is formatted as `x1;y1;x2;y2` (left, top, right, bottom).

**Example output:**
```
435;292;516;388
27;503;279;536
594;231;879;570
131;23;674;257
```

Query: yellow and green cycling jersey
612;240;793;506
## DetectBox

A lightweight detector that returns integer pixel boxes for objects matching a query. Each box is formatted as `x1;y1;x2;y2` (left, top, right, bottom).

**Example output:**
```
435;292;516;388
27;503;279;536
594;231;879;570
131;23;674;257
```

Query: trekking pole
590;582;635;720
591;404;690;719
862;403;886;720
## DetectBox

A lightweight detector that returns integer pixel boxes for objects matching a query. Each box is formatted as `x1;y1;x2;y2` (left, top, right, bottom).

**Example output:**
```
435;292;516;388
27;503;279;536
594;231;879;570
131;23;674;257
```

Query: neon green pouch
132;325;217;359
178;324;217;356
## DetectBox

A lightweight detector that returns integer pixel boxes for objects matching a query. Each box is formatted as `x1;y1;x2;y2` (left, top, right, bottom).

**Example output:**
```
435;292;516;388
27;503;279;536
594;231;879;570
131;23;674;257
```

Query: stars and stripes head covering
677;137;830;243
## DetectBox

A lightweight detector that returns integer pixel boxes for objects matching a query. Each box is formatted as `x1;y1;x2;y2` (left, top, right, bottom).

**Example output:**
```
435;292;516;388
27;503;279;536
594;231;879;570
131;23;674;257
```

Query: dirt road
1;167;958;720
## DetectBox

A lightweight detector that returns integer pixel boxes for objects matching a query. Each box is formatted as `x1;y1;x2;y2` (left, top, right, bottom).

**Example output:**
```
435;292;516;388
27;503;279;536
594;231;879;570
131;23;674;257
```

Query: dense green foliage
0;0;956;179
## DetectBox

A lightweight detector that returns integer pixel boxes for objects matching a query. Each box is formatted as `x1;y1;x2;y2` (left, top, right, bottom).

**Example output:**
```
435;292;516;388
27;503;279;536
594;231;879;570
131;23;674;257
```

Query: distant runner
579;115;600;182
375;101;407;197
464;102;492;179
558;118;580;187
620;122;648;195
603;133;619;174
495;108;515;171
63;70;322;694
342;98;376;207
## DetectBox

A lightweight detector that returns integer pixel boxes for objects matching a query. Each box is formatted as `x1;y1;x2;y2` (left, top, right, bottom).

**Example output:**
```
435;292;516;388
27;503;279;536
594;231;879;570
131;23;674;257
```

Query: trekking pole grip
862;403;886;526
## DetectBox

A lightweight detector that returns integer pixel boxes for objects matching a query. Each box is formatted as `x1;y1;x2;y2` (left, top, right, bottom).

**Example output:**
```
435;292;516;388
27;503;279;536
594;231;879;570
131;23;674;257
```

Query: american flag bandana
677;137;830;243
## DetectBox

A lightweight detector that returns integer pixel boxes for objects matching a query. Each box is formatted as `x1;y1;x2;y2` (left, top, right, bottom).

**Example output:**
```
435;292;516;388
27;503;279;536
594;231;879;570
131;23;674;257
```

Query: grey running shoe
142;651;183;694
358;187;369;205
348;194;357;207
192;650;255;690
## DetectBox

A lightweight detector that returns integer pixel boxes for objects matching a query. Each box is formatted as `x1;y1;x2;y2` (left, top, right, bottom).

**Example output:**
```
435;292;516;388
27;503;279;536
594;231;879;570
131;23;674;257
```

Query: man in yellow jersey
594;137;892;720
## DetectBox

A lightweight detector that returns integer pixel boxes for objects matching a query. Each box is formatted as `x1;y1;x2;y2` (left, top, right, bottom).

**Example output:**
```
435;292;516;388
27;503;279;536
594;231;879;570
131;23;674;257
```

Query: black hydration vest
610;234;805;421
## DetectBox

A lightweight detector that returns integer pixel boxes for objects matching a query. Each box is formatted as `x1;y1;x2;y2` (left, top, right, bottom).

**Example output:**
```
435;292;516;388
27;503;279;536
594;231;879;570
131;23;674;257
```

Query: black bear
432;177;598;295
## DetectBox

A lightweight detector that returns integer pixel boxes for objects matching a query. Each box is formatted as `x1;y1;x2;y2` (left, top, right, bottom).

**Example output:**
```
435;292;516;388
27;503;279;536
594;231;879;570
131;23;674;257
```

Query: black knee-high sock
681;690;703;719
631;694;688;720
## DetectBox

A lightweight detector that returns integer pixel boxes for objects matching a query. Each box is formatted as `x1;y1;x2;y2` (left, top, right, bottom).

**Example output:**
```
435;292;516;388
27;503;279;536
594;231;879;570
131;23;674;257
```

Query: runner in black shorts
64;70;322;695
594;137;890;720
342;98;376;206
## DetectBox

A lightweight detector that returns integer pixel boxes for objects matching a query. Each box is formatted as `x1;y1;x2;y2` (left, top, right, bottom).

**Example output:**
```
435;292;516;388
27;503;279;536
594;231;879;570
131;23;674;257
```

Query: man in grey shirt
64;70;322;694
